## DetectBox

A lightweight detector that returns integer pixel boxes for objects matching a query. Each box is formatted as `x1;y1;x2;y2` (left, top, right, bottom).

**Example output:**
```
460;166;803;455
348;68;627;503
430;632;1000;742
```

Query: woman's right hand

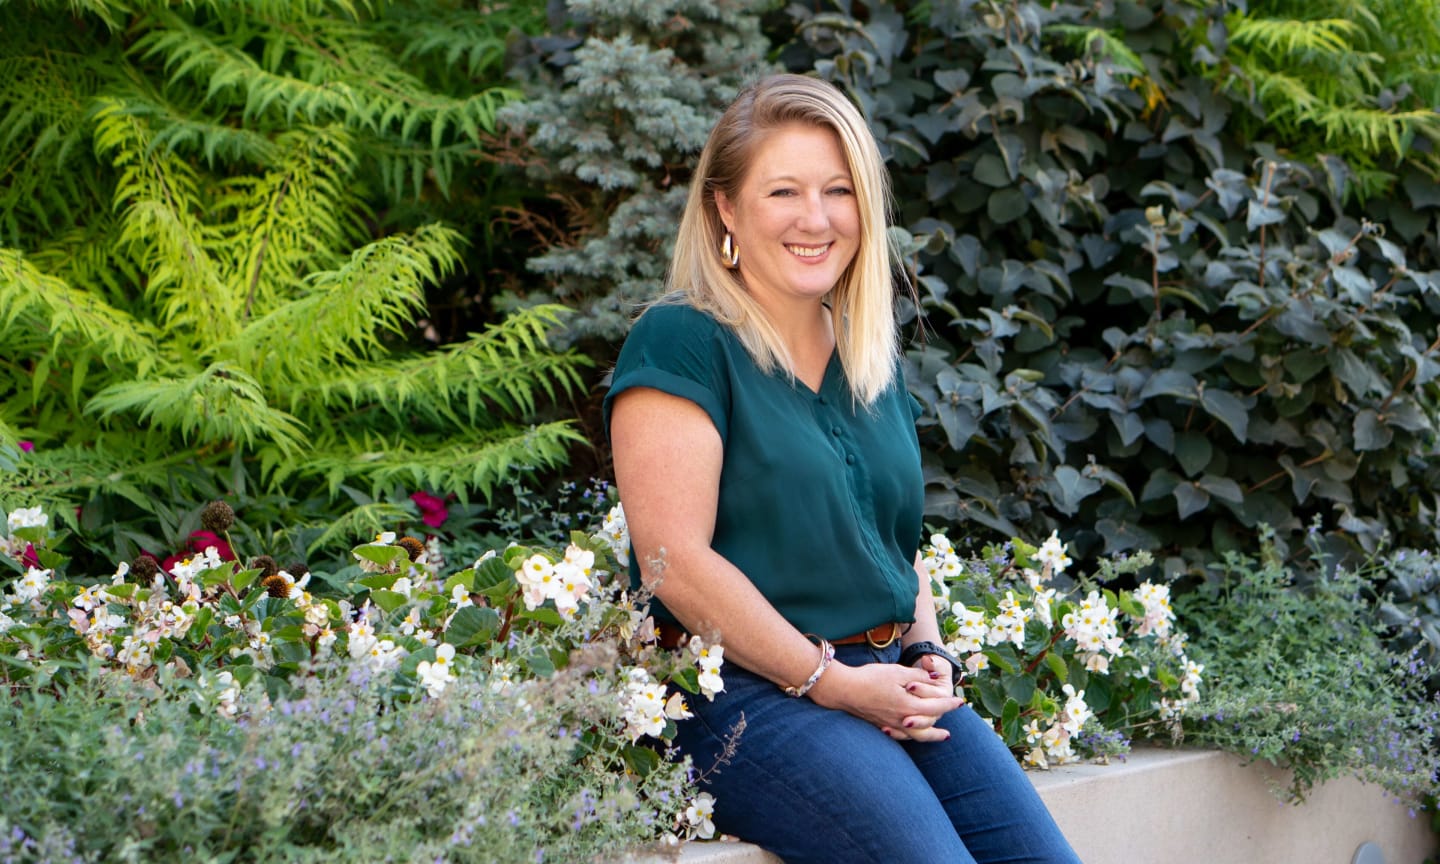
807;661;966;742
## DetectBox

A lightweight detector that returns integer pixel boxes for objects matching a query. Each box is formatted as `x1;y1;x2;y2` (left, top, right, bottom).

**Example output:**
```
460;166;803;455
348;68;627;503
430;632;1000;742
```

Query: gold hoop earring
721;231;740;269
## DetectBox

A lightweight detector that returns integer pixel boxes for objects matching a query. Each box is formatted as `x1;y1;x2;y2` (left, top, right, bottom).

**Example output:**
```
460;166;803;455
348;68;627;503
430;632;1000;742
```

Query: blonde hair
664;73;902;406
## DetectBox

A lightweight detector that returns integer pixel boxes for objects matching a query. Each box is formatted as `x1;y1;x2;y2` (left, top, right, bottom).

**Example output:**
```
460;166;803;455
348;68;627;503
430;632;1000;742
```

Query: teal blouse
602;303;925;641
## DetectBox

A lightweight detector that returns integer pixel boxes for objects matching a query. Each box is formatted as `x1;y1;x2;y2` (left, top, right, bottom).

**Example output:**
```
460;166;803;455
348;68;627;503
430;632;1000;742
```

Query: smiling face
714;123;860;313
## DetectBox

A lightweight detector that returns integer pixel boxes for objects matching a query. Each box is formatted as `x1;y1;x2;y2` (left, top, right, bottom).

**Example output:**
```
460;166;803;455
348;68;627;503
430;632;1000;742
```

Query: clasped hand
808;657;964;743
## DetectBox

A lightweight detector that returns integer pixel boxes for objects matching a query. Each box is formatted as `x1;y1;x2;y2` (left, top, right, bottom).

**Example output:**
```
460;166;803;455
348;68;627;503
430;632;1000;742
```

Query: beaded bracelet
783;637;835;698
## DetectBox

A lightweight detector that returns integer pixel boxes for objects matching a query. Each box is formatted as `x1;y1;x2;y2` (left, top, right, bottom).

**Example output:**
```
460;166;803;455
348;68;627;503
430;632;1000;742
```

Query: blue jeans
673;641;1082;863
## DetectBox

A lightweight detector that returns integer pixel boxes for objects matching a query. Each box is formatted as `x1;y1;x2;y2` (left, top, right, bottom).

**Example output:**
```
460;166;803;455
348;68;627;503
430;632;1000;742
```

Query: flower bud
200;500;235;533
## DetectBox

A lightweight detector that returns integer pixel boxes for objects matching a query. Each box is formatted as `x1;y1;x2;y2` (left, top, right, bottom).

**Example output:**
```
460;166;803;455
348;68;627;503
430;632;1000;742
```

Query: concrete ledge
667;748;1434;864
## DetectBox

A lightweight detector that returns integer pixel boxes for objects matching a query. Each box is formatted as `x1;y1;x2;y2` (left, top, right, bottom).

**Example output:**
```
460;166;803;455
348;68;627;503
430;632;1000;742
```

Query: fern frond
1229;16;1360;57
293;305;591;420
86;362;307;454
304;501;415;554
1045;25;1148;76
210;124;369;319
0;43;114;245
18;0;131;31
273;421;586;502
0;248;162;372
1304;104;1436;158
93;97;238;346
224;223;464;376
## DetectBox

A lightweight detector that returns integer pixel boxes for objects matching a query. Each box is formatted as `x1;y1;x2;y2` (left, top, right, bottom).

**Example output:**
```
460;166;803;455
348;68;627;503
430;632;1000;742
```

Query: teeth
786;244;829;258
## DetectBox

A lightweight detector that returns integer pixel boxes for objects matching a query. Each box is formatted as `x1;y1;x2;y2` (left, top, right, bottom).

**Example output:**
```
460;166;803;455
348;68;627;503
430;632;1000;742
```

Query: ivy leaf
1173;482;1210;519
1174;432;1213;477
1197;475;1244;505
1140;369;1198;401
1200;388;1249;441
1048;465;1101;515
988;187;1029;224
1354;409;1394;451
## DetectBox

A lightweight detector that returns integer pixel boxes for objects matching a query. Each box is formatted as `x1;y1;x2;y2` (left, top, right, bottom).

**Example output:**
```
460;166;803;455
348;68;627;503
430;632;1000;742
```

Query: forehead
742;123;851;182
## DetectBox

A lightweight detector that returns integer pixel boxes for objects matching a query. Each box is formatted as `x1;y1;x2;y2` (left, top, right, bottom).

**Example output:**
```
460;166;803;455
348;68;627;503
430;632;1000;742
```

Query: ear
714;190;736;231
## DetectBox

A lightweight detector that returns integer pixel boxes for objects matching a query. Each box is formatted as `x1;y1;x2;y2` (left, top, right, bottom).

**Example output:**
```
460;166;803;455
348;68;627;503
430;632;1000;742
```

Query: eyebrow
762;173;853;185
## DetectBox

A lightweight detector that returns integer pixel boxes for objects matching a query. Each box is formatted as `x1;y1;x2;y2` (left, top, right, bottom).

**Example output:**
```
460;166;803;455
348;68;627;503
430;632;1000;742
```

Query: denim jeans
673;641;1083;863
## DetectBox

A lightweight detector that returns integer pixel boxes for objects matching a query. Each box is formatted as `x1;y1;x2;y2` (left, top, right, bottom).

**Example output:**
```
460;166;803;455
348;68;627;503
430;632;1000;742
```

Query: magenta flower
18;441;33;453
410;490;449;528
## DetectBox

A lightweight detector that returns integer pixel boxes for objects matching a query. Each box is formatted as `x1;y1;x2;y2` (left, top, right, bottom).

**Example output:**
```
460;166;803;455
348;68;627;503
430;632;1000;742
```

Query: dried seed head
200;500;235;533
249;555;278;578
131;554;160;582
261;573;291;599
397;536;425;562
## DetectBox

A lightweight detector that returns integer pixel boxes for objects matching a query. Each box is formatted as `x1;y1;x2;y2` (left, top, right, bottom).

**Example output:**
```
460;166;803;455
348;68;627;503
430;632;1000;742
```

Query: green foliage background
0;0;587;565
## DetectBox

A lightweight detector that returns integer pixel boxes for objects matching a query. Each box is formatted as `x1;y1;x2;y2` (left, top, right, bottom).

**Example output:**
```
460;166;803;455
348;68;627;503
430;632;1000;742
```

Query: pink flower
18;441;33;453
410;490;449;528
160;530;235;573
20;543;39;569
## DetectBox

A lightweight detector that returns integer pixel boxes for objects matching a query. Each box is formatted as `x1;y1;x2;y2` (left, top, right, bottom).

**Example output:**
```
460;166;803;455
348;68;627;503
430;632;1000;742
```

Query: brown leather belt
655;621;902;651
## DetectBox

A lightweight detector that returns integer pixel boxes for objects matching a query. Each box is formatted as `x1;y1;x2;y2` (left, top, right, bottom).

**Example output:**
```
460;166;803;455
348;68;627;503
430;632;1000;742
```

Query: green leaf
1173;483;1210;520
353;544;408;569
473;555;513;592
1353;409;1394;451
988;188;1029;224
1044;652;1069;684
444;605;499;646
1200;388;1250;441
1174;432;1213;477
370;589;408;614
1002;672;1036;705
1048;465;1101;516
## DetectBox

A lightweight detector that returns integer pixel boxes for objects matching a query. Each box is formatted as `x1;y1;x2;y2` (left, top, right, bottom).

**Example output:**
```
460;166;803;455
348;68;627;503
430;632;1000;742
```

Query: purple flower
18;441;33;453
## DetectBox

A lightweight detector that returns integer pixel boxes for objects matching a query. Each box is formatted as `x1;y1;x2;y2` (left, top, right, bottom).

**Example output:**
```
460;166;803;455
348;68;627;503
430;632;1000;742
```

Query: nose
796;191;830;233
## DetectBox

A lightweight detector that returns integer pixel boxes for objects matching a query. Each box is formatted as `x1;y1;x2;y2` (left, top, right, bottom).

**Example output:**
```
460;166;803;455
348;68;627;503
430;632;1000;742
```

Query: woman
605;73;1080;863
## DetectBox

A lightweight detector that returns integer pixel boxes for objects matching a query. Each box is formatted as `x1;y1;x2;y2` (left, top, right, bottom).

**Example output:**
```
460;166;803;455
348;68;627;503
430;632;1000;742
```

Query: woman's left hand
881;654;960;741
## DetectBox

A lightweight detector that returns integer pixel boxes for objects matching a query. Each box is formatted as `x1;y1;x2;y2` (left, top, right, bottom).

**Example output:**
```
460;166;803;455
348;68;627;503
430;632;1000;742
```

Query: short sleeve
603;304;732;442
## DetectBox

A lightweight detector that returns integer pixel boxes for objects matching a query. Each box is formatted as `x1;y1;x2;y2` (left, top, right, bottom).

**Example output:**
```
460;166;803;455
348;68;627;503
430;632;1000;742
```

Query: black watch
899;640;964;680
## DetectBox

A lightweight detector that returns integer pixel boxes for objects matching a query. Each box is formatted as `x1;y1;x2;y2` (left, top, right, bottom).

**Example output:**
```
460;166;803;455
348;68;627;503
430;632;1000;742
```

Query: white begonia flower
553;559;593;620
416;643;457;698
986;591;1031;649
391;576;414;598
348;619;378;659
688;636;726;700
1035;531;1072;575
7;506;47;533
1031;586;1057;628
414;628;437;647
664;691;693;721
316;627;337;653
1181;658;1204;700
0;608;13;634
15;567;51;603
599;503;630;567
1134;581;1175;638
472;549;497;570
450;583;474;610
949;606;988;654
622;667;669;742
965;653;990;674
366;638;404;673
516;553;558;611
1060;684;1091;735
399;606;423;635
375;531;397;544
685;792;717;840
489;661;517;695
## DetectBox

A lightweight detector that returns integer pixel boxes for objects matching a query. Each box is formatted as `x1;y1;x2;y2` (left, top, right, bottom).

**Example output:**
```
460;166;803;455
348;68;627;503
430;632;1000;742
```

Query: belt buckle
866;622;899;649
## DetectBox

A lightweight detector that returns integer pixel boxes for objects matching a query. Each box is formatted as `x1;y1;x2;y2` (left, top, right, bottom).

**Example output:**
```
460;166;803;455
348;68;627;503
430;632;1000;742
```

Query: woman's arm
610;387;961;740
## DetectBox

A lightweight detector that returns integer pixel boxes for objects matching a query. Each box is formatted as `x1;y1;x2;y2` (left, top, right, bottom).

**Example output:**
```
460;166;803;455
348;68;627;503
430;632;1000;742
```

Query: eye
827;186;854;196
768;188;797;198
